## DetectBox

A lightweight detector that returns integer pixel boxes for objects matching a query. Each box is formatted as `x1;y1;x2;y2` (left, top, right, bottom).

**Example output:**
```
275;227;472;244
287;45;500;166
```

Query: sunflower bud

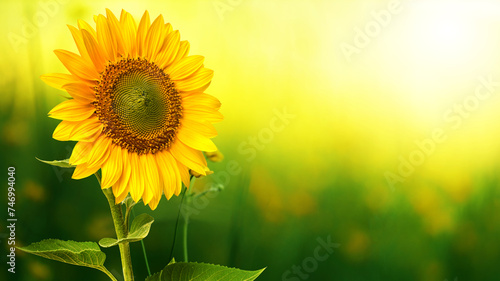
204;150;224;162
190;169;214;178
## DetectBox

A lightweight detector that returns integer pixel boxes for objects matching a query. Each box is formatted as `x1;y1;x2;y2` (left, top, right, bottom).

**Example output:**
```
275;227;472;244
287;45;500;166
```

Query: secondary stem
132;208;152;276
101;267;118;281
169;188;187;261
100;180;134;281
182;177;196;262
182;207;189;262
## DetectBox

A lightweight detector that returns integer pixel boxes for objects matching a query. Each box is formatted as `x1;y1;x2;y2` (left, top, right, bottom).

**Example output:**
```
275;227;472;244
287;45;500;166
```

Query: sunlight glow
375;0;500;118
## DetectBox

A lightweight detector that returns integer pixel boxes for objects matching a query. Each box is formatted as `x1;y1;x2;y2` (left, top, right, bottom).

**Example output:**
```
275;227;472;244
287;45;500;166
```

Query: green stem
182;177;196;262
98;174;134;281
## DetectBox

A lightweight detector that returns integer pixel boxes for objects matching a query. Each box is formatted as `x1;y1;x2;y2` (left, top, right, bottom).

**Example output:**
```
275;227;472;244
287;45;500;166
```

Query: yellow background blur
3;0;500;280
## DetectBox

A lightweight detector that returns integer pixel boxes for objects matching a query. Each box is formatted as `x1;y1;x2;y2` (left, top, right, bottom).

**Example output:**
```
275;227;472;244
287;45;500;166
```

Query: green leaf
99;213;154;248
98;237;118;248
36;158;75;168
18;239;108;271
145;261;265;281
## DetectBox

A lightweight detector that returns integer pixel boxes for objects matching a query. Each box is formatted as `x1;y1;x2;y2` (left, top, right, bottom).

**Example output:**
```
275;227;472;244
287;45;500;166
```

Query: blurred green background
3;0;500;280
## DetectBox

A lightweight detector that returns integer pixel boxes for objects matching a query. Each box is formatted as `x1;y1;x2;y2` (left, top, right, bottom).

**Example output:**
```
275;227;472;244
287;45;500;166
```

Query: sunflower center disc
94;58;182;154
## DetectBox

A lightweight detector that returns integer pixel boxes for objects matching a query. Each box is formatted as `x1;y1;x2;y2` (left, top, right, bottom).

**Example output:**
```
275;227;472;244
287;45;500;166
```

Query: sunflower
41;9;222;210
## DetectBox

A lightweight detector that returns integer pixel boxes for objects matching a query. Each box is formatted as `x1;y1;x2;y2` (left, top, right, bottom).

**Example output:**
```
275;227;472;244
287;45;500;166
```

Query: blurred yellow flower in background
42;9;223;209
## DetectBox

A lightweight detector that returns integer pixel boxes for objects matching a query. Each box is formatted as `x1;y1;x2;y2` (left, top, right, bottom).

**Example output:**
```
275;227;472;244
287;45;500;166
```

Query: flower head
42;9;222;210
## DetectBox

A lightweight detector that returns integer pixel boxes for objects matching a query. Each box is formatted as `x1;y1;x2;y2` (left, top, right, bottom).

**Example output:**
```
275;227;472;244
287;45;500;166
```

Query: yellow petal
40;73;78;90
136;11;151;57
157;31;180;68
148;195;161;210
114;188;129;204
177;125;217;152
112;147;131;201
86;136;112;169
164;23;173;34
128;153;144;202
182;93;221;109
179;83;211;96
181;118;217;138
81;29;107;73
183;107;224;123
78;19;97;39
177;161;191;193
145;15;165;61
174;40;190;63
148;153;163;200
69;141;93;165
156;151;181;200
70;117;103;142
53;117;102;142
155;152;170;199
101;145;123;189
67;25;90;62
174;68;213;92
140;154;158;204
48;99;95;121
96;14;117;61
54;49;99;81
72;162;100;180
105;9;125;56
120;10;137;57
167;55;204;81
62;82;95;103
120;9;128;24
169;139;207;175
52;120;73;141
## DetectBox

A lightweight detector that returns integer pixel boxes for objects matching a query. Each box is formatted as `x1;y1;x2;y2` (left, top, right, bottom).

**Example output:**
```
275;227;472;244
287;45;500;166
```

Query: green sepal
124;195;138;208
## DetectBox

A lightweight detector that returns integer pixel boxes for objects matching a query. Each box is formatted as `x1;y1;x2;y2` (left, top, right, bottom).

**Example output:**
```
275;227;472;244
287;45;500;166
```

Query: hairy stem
98;174;134;281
